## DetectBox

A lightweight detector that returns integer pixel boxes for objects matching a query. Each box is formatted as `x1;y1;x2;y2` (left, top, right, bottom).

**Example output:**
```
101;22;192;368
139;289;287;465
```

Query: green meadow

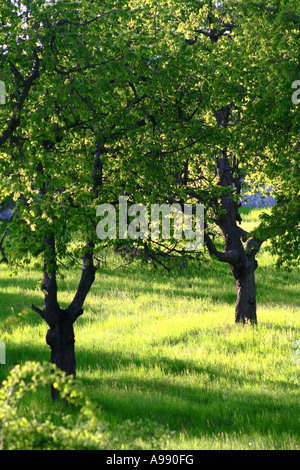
0;208;299;450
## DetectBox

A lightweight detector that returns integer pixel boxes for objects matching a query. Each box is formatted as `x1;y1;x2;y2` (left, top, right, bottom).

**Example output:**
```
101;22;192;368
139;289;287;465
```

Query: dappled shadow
77;346;299;391
0;291;44;323
1;251;299;447
90;263;299;307
0;338;49;385
1;321;299;445
1;254;299;330
75;348;299;441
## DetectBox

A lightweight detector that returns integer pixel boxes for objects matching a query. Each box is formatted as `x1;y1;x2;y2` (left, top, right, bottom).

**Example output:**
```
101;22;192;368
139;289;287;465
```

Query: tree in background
110;0;299;323
235;0;300;269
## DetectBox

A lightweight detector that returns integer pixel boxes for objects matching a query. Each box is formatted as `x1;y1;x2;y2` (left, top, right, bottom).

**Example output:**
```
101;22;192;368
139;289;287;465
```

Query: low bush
0;361;102;450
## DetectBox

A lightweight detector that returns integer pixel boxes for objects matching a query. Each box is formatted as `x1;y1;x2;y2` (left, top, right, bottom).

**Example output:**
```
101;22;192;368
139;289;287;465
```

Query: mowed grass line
0;210;299;450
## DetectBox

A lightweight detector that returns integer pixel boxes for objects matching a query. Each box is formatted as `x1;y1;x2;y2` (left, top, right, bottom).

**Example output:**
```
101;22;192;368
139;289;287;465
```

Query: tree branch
204;233;239;264
31;304;50;324
244;237;263;258
0;51;40;147
66;242;96;322
43;233;59;323
237;226;249;242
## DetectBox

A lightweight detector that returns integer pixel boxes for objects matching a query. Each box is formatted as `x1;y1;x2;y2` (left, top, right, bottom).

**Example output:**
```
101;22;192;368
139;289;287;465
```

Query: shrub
0;361;103;450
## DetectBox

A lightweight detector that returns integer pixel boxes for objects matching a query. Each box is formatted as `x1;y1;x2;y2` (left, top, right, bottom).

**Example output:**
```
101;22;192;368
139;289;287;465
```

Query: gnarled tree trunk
204;146;262;324
46;311;77;376
46;308;77;400
235;267;257;324
30;143;102;399
32;234;96;400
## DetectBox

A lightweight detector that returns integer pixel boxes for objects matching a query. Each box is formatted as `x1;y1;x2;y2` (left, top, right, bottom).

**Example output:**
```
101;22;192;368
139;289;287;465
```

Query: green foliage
0;360;174;450
1;0;299;269
0;227;299;450
0;361;102;450
229;0;300;267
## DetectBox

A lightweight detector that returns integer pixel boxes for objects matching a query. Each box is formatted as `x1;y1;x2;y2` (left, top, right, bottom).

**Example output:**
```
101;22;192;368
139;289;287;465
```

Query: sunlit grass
0;209;299;450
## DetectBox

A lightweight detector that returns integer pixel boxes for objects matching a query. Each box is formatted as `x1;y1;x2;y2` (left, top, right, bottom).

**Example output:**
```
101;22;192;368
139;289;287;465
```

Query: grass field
0;208;299;450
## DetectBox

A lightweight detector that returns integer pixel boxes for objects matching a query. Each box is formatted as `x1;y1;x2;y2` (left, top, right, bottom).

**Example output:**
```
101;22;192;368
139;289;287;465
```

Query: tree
0;0;140;396
94;0;263;322
0;0;299;395
101;0;299;324
234;0;300;270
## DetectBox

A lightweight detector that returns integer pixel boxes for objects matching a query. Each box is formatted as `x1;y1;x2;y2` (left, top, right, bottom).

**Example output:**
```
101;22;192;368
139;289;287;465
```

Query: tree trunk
0;228;8;264
30;142;100;400
31;233;94;400
235;270;257;324
203;146;263;325
45;309;76;400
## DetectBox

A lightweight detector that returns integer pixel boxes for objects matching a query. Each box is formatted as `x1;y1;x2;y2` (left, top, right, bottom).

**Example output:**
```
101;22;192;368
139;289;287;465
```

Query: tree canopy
0;0;299;384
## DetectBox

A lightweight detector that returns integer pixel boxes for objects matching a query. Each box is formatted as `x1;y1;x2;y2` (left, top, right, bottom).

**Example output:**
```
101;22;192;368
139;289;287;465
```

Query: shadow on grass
1;325;299;446
75;348;300;442
0;340;49;386
0;291;44;323
1;254;299;322
92;263;299;305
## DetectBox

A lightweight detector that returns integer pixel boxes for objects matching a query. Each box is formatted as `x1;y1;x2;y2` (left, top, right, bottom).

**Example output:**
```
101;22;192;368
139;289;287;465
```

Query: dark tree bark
46;311;76;377
32;235;96;400
0;51;40;147
235;270;257;323
46;308;77;400
204;145;262;324
0;228;8;264
30;141;102;399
